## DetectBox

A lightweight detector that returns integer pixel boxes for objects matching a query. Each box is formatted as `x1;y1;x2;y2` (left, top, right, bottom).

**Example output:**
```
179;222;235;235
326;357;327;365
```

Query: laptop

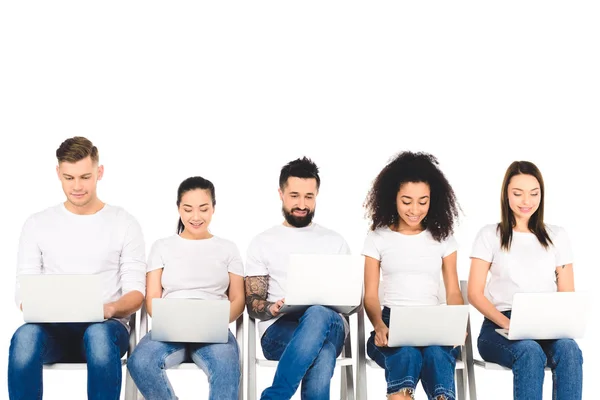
387;305;470;347
495;292;591;340
279;254;364;314
151;298;230;343
20;274;104;323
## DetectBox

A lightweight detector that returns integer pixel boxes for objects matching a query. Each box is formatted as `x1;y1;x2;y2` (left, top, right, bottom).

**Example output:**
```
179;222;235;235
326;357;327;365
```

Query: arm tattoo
555;264;566;281
245;276;276;321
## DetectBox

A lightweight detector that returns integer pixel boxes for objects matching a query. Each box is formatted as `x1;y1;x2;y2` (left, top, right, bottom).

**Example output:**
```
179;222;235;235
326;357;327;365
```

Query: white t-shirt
362;227;458;307
147;235;244;300
470;223;573;311
16;203;147;329
245;223;350;337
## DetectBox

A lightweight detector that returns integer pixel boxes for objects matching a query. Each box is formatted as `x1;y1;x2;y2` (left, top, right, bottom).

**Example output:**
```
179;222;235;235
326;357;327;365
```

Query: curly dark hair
364;151;461;242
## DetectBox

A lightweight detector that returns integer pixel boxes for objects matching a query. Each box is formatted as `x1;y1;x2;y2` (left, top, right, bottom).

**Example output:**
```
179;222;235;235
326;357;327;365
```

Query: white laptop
20;274;104;323
151;298;230;343
279;254;364;315
387;305;470;347
495;292;591;340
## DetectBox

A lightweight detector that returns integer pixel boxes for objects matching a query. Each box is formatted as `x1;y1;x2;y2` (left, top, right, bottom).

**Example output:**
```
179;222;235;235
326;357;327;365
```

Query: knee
552;339;583;366
83;323;117;364
202;341;241;382
513;340;546;368
302;306;342;327
9;324;45;368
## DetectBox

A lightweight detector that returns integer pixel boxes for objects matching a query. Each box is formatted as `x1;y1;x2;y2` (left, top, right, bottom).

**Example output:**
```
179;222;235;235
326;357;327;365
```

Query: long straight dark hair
176;176;216;234
498;161;552;250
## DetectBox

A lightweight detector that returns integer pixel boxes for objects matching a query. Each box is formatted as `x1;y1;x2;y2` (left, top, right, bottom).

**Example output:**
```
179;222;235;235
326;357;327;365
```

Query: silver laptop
495;292;591;340
387;305;470;347
20;274;104;323
151;298;230;343
279;254;364;314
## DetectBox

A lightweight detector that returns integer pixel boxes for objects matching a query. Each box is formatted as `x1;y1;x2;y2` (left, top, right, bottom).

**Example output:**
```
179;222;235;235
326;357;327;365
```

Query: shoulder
211;236;241;252
476;223;500;239
311;223;347;242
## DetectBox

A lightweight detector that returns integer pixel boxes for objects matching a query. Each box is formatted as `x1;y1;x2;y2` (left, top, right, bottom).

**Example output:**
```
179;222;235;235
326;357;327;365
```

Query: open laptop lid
387;305;469;347
504;291;591;340
151;298;230;343
280;254;364;314
20;274;104;323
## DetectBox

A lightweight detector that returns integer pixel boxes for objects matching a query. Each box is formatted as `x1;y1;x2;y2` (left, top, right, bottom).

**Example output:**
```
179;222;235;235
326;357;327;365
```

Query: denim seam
111;325;121;400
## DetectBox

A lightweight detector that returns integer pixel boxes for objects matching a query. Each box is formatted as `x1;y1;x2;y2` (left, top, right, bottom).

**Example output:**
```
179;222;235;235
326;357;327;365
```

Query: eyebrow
400;195;430;200
290;191;315;196
62;173;92;178
182;203;210;207
511;187;540;191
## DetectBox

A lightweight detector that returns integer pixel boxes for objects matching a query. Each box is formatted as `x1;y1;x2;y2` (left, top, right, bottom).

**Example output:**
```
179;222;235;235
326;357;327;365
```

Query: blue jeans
478;310;583;400
8;319;129;400
127;329;240;400
367;307;460;400
260;305;346;400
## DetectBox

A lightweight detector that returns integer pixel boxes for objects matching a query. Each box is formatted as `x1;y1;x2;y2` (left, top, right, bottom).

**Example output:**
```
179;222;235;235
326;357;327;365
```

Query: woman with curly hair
362;151;463;400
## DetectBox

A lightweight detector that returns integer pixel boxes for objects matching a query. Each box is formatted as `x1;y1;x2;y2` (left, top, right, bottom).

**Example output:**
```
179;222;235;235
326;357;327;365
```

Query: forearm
229;297;245;323
364;297;384;329
470;294;510;329
106;290;144;319
246;296;276;321
447;292;464;306
244;276;276;321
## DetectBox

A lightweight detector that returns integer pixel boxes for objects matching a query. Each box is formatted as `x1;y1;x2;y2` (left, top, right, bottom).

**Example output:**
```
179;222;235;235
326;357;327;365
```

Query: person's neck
64;198;105;215
180;230;213;240
392;222;424;235
513;218;530;232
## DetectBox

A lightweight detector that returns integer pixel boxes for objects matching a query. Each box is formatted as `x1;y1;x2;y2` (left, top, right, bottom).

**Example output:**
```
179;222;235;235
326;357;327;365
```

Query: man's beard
282;206;315;228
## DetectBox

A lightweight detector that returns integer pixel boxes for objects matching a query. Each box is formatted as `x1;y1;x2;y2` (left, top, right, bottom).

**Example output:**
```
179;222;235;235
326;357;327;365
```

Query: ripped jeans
367;307;460;399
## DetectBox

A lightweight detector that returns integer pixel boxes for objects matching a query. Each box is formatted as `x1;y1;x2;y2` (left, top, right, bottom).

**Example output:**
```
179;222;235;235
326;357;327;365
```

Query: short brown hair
56;136;99;164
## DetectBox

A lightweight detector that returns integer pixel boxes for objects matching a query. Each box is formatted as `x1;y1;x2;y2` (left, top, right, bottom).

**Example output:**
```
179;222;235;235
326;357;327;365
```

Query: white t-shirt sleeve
146;240;165;273
470;225;495;263
119;217;147;296
361;231;381;261
552;227;574;267
227;242;244;277
15;216;43;307
245;237;268;277
339;237;351;255
442;234;459;258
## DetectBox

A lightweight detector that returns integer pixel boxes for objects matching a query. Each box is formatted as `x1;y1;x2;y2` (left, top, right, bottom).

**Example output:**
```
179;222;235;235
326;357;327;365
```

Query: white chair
357;280;473;400
136;302;244;400
462;283;551;400
42;311;139;400
247;312;356;400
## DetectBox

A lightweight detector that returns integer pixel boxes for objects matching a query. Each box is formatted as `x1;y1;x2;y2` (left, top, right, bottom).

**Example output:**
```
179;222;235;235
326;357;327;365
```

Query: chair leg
356;304;368;400
248;317;258;400
456;367;467;400
341;316;355;400
124;368;137;400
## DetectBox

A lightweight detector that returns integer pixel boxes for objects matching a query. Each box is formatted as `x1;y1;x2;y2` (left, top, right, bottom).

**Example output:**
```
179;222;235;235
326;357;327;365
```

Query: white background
1;1;598;399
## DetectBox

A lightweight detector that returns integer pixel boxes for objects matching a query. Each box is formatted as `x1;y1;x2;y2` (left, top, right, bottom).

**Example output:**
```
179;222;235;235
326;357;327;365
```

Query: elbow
467;291;480;306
